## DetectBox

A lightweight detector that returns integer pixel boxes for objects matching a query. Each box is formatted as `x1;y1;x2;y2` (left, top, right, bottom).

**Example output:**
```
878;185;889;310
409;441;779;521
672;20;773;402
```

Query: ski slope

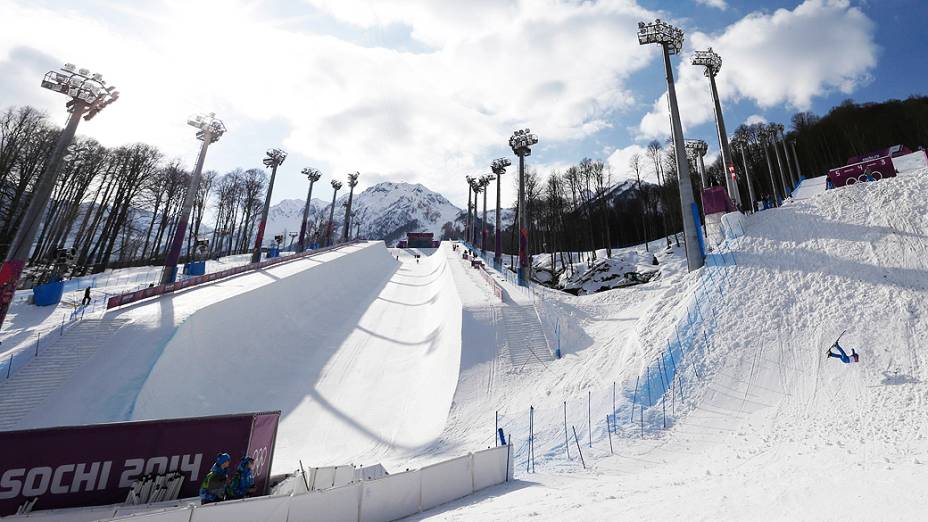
410;171;928;521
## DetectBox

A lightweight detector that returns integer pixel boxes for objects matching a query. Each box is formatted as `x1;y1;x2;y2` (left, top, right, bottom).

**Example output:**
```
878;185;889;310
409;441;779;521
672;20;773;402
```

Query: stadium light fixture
692;47;742;209
251;148;287;263
638;18;703;272
161;112;227;284
490;158;510;268
479;174;495;255
684;139;709;192
509;129;538;285
326;179;343;247
298;168;322;251
730;137;757;212
0;63;119;329
342;172;359;242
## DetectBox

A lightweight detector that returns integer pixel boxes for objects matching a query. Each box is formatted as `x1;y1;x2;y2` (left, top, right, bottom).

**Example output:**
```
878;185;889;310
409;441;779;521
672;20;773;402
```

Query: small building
400;232;438;248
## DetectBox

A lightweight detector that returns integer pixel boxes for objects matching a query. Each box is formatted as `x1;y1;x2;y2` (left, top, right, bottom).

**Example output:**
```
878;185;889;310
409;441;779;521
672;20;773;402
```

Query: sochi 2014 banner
0;411;279;516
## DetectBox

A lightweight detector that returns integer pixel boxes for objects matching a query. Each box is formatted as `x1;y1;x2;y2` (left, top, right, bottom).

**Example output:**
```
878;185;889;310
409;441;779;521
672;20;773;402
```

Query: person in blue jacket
827;341;859;363
199;453;231;505
226;456;256;500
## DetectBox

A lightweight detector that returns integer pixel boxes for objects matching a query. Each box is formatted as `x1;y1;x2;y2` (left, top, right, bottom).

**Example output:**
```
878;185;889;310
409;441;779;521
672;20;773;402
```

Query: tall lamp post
789;140;803;181
778;126;797;189
759;128;782;206
731;138;757;212
0;63;118;329
298;168;322;251
470;178;483;247
251;148;287;263
693;48;742;209
684;139;709;193
639;19;703;271
491;158;510;269
465;176;474;246
326;179;342;246
161;112;226;284
342;172;359;242
509;128;538;285
480;174;495;256
769;124;791;199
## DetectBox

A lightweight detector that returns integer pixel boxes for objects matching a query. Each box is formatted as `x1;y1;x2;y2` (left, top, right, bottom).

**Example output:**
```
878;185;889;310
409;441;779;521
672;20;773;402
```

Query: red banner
0;411;279;516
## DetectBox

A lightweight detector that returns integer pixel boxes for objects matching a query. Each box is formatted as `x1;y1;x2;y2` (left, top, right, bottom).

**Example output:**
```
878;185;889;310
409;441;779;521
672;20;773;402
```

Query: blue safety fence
478;227;744;472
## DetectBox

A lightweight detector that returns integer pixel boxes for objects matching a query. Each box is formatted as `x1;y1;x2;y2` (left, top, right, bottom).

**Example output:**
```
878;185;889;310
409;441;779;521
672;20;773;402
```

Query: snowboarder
199;453;231;505
826;341;859;364
81;287;92;306
226;456;256;500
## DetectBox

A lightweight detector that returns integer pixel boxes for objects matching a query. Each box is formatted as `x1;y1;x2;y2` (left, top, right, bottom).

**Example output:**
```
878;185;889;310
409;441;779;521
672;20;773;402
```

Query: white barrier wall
419;455;473;512
287;483;360;522
91;445;512;522
358;470;421;522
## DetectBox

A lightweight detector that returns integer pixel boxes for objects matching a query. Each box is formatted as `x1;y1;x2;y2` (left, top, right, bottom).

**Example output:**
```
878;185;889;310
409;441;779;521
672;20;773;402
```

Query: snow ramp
131;242;463;472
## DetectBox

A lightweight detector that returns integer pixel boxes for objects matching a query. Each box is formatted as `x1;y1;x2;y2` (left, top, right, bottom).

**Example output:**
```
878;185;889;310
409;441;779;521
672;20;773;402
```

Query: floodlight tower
509;128;539;284
730;138;757;212
777;126;797;188
769;124;791;198
638;19;703;271
789;140;803;181
298;168;322;251
480;174;495;255
470;177;484;247
684;139;709;192
465;176;476;246
759;127;782;206
342;172;359;242
161;112;226;284
693;48;742;209
326;179;343;246
491;158;511;269
251;148;287;263
0;63;118;329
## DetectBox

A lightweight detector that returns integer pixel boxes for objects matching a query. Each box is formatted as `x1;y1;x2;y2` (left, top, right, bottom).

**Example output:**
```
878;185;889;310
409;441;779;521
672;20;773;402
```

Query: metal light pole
509;129;538;285
342;172;359;242
470;179;483;247
0;63;118;329
693;48;742;209
790;141;803;181
465;176;474;246
491;158;510;269
760;129;782;206
779;128;797;188
684;139;709;192
161;113;226;284
480;175;494;255
769;124;791;198
731;138;757;212
639;19;703;271
326;180;342;246
298;168;322;251
251;148;287;263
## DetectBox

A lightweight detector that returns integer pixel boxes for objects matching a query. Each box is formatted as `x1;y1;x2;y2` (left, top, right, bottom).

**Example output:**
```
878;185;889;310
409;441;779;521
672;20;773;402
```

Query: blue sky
0;0;924;210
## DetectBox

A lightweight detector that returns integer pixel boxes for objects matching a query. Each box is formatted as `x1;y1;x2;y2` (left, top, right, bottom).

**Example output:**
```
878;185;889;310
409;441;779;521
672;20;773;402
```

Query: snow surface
7;169;928;520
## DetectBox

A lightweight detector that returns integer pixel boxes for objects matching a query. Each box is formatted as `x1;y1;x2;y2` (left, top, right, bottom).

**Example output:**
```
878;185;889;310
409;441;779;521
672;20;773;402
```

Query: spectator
200;453;231;505
226;456;256;500
81;287;92;306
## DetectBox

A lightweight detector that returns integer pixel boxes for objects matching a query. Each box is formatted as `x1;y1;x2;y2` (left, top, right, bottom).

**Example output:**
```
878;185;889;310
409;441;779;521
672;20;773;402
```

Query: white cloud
638;0;877;139
607;144;655;183
0;0;661;208
745;114;768;125
695;0;728;10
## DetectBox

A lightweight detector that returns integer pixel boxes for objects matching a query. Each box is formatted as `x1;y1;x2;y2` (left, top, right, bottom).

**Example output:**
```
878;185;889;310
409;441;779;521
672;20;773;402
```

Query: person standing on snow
81;287;92;306
226;456;256;500
200;453;232;505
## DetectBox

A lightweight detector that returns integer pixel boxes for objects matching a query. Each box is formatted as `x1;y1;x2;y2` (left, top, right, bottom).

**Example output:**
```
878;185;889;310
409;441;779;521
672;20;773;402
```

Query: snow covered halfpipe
131;242;463;472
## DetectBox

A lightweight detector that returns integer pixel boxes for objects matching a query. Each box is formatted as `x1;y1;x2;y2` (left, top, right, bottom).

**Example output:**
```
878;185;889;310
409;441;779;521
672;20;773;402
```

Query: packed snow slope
411;172;928;521
132;243;462;472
